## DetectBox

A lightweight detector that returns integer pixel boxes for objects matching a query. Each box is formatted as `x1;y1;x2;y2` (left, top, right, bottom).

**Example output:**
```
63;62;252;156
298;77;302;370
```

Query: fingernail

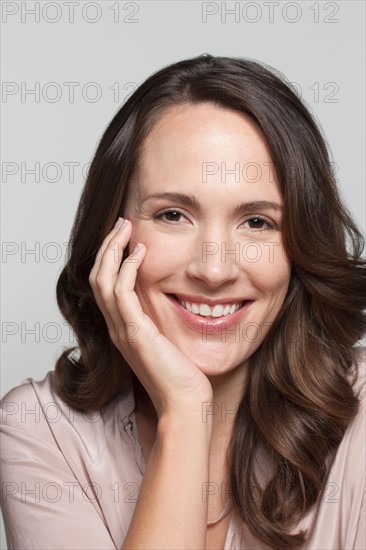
114;217;123;229
118;219;129;230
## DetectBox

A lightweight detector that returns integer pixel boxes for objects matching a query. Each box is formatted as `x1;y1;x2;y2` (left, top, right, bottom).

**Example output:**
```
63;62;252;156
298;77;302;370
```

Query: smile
176;298;243;318
166;294;254;332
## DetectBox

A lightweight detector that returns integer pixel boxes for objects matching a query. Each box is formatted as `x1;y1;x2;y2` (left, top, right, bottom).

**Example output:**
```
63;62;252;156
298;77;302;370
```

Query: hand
88;218;213;419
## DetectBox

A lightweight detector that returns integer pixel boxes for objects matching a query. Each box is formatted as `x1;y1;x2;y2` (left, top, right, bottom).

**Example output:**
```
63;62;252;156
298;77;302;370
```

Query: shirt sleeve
0;382;118;550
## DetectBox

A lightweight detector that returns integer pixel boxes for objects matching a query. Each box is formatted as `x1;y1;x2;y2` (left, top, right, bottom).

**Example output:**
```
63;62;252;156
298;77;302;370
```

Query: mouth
166;294;253;325
168;294;245;317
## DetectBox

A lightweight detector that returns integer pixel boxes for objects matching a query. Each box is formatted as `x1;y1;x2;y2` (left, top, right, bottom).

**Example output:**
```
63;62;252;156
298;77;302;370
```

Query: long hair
55;54;366;548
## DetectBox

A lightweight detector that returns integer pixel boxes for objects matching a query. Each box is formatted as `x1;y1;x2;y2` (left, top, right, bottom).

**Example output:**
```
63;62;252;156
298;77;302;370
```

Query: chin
195;363;240;378
177;339;249;377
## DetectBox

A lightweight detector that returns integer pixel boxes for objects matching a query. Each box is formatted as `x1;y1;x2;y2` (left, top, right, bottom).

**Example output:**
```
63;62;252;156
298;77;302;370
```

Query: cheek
245;243;291;293
131;230;187;282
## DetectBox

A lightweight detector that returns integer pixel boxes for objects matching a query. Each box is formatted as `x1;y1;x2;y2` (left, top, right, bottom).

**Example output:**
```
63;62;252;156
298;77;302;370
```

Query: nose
185;233;241;288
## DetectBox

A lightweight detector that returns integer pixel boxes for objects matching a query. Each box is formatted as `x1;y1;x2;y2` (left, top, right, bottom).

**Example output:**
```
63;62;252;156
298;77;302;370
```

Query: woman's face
123;102;292;377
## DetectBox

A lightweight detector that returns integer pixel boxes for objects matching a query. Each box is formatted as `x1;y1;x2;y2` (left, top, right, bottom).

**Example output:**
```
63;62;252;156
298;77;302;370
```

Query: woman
1;54;365;549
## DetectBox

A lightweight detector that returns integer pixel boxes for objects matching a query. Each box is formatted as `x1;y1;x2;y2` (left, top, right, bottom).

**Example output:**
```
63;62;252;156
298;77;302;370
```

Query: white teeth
178;298;243;318
211;304;224;317
199;304;212;316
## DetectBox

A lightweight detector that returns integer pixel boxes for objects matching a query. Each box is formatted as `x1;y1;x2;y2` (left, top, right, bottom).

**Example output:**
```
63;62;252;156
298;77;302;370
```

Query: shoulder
305;348;366;548
0;370;80;430
0;373;137;549
0;371;58;436
0;370;136;457
330;346;366;494
1;369;57;404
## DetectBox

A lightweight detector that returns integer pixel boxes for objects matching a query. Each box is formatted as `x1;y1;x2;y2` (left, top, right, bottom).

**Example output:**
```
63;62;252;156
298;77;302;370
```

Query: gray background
1;1;365;548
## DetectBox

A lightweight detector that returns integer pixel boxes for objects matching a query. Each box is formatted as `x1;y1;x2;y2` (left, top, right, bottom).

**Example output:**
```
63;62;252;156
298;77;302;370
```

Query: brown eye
163;210;182;222
242;216;275;231
154;209;189;224
248;217;265;229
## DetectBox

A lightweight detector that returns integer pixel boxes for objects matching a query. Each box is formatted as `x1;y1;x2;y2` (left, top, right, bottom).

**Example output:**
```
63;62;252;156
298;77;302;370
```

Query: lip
172;292;248;307
166;294;254;333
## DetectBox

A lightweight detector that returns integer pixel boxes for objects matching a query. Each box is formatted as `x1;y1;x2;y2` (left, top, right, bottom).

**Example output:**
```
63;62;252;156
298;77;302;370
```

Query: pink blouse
1;350;365;549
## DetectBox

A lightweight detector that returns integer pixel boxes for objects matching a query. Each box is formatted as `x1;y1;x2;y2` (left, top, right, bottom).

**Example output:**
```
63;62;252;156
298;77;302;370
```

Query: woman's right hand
88;218;213;420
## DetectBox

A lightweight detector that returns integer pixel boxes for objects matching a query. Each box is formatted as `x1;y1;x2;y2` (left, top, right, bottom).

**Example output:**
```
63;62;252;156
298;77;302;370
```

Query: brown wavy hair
55;54;366;548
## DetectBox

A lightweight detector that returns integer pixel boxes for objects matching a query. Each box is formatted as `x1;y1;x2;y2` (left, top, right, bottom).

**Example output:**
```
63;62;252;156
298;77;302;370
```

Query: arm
89;218;215;549
121;408;212;550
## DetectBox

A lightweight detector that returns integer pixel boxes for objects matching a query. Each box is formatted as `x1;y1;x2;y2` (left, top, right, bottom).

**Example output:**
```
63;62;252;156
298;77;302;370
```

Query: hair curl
55;54;366;548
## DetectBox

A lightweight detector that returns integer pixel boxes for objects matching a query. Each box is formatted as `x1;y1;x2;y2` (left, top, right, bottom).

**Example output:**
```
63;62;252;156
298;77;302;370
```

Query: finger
114;241;149;324
89;217;127;277
95;221;138;337
90;220;151;345
88;217;129;333
95;219;132;277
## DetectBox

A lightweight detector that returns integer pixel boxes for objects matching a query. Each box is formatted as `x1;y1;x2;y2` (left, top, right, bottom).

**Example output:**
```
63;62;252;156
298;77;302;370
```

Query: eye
154;209;189;224
242;216;275;231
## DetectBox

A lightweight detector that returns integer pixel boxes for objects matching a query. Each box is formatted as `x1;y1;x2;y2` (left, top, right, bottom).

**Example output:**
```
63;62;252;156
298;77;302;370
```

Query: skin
89;102;292;548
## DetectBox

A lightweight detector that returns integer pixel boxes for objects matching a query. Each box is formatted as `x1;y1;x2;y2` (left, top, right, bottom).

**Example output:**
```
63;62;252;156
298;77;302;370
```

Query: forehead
132;102;280;201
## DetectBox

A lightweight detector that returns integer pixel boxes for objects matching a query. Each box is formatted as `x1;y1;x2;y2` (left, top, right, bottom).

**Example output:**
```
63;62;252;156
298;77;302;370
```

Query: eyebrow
140;192;282;215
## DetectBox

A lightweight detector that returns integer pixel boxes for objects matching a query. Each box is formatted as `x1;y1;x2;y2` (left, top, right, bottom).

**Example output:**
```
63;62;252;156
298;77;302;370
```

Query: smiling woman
1;54;365;550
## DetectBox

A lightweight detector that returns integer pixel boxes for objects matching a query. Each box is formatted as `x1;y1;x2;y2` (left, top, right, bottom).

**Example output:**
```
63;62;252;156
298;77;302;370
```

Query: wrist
157;403;213;443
